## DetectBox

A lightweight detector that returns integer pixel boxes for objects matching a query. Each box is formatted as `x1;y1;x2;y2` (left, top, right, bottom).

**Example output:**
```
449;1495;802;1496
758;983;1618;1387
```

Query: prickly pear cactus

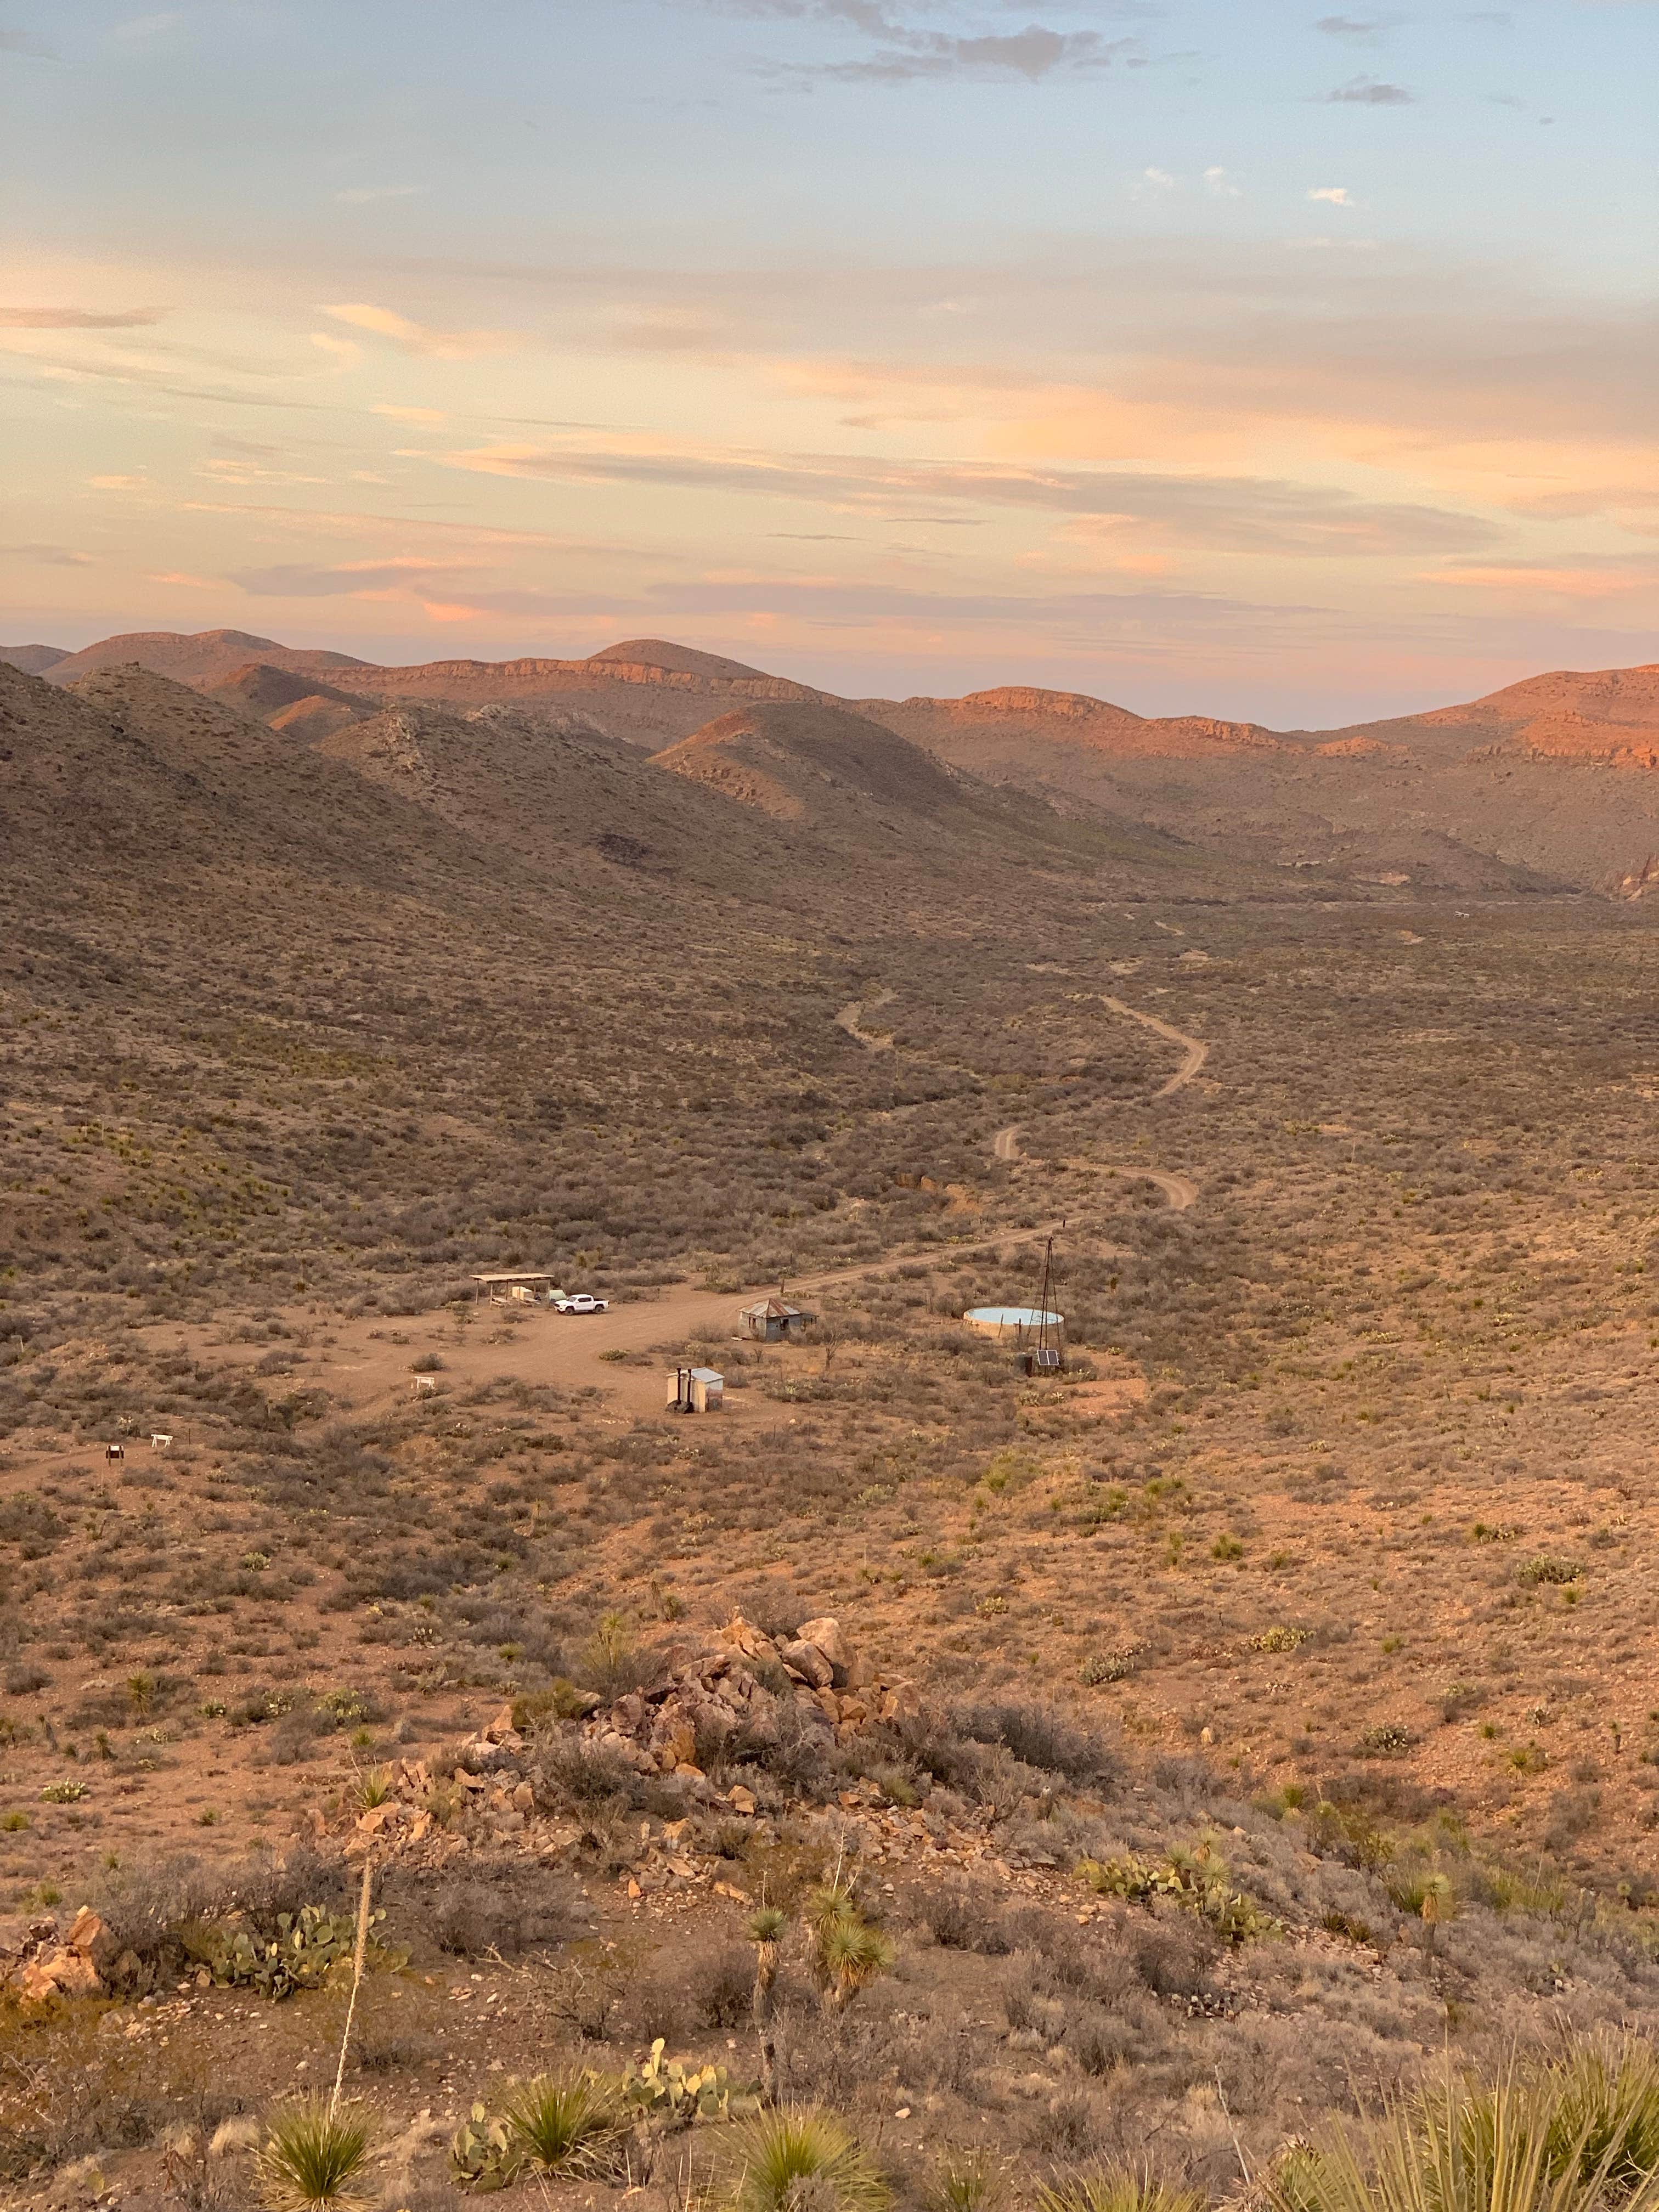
450;2104;521;2191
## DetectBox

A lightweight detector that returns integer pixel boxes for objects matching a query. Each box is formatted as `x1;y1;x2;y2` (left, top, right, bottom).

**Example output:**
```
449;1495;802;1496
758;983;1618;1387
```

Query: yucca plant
256;2096;375;2212
350;1764;394;1811
726;2108;889;2212
804;1881;860;1942
928;2147;1007;2212
820;1915;896;2008
1496;2034;1659;2199
748;1905;788;2020
499;2070;621;2176
1035;2171;1205;2212
1267;2050;1659;2212
803;1879;894;2007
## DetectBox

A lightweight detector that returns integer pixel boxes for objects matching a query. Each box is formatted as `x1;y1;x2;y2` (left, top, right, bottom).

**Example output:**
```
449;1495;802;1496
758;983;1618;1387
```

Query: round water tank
963;1305;1064;1341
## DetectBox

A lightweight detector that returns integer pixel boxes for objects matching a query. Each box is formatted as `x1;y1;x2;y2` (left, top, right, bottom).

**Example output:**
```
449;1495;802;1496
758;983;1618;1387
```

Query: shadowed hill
202;660;375;746
202;661;371;719
0;643;70;675
45;627;370;687
654;698;965;824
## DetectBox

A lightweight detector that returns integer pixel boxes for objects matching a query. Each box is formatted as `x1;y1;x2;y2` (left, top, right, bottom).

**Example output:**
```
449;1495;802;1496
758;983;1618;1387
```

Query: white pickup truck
552;1292;610;1314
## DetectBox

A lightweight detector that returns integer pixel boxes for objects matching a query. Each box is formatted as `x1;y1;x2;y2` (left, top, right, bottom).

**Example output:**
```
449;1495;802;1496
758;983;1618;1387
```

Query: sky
2;0;1656;725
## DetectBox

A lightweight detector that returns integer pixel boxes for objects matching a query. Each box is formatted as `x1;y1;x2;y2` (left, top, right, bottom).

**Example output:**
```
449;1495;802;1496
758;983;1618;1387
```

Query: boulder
779;1639;834;1690
66;1908;118;1975
795;1616;856;1686
18;1945;103;2002
719;1613;776;1662
458;1735;520;1775
0;1915;34;1962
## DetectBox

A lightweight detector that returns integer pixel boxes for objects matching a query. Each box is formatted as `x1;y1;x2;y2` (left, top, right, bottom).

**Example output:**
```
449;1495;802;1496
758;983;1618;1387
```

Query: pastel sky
3;0;1656;724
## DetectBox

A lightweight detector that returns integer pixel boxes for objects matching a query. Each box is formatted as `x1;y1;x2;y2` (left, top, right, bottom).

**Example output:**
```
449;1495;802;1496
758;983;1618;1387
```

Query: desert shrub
724;2108;889;2212
534;1737;643;1809
1022;2092;1103;2162
953;1700;1118;1785
425;1876;562;1960
257;2096;375;2212
1038;2174;1204;2212
686;1937;755;2028
1519;1558;1583;1588
919;1881;1018;1955
1271;2035;1659;2212
0;1997;201;2177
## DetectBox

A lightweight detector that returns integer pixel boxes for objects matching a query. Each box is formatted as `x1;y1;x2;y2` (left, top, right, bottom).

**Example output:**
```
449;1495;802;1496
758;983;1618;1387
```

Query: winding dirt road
992;994;1206;1207
835;990;895;1051
1101;995;1209;1098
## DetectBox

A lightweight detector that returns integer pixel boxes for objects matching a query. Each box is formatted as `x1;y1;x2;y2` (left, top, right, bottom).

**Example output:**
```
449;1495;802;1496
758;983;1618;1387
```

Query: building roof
471;1271;559;1284
742;1296;804;1318
688;1367;723;1383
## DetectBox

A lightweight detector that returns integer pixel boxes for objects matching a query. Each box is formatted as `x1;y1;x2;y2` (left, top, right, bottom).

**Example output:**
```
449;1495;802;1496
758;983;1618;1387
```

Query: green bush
725;2109;889;2212
256;2096;374;2212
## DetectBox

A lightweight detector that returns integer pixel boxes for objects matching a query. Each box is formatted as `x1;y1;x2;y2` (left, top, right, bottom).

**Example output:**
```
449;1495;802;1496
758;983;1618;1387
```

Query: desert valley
4;623;1659;2206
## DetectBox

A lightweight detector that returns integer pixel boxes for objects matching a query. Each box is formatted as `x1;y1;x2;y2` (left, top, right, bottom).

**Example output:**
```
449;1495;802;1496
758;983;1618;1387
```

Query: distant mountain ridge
0;644;72;675
12;624;1659;888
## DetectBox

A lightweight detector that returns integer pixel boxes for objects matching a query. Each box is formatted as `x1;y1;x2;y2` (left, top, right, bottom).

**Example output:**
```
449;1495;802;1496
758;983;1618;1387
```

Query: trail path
992;994;1206;1205
1101;995;1209;1097
835;989;895;1051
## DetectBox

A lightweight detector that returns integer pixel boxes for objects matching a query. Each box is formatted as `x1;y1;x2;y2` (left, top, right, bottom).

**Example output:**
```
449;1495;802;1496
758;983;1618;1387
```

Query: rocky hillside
27;625;1659;887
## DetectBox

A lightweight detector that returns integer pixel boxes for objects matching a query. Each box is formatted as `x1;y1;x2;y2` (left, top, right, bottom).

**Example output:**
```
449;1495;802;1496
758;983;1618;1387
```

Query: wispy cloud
232;556;467;597
0;306;160;328
319;302;512;359
722;0;1146;80
1327;73;1413;101
0;542;93;566
1308;185;1355;205
800;25;1141;81
429;438;1502;556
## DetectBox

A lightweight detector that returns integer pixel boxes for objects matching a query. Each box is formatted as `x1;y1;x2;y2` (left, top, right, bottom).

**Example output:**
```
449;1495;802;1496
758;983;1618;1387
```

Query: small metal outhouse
666;1365;724;1413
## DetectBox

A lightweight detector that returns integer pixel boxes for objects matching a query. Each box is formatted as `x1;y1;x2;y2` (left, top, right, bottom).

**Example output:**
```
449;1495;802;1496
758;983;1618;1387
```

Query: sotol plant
1036;2176;1205;2212
726;2109;890;2212
500;2070;621;2176
256;2096;375;2212
1269;2037;1659;2212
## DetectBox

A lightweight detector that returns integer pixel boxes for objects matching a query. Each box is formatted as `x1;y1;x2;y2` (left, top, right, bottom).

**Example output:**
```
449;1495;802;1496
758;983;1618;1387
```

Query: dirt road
992;995;1206;1197
1100;995;1209;1097
835;990;895;1051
